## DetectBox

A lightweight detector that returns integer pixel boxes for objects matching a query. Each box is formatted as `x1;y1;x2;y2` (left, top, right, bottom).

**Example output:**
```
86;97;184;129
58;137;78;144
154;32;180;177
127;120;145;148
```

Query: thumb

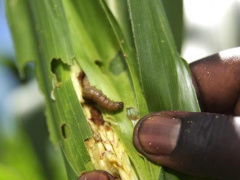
78;171;115;180
133;111;240;179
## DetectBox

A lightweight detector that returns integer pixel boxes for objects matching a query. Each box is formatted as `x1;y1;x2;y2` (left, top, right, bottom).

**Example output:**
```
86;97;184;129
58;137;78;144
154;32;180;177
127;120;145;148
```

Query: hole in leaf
61;123;70;139
109;52;127;75
51;58;70;82
94;60;102;67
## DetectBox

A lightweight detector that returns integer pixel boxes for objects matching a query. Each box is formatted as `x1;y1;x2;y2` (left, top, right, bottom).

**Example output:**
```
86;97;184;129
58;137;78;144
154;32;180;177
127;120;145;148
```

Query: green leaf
29;0;94;172
162;0;183;52
127;0;200;113
100;0;149;117
7;0;93;176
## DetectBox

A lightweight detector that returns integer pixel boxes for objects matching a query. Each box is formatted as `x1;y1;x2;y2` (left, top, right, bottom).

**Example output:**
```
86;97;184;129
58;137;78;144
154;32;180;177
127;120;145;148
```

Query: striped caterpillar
82;76;124;111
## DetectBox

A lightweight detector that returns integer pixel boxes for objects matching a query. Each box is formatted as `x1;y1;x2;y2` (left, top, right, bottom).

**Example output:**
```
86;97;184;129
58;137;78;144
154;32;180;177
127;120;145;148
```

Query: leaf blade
127;0;200;112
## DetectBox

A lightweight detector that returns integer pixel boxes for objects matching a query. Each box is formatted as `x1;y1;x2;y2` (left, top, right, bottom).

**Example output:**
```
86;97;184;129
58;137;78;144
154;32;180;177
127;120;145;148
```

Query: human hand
78;171;115;180
79;48;240;179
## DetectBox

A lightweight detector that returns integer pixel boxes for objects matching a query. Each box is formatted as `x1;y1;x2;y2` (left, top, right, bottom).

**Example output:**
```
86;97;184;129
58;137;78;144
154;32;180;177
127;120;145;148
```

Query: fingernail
135;114;181;155
78;171;112;180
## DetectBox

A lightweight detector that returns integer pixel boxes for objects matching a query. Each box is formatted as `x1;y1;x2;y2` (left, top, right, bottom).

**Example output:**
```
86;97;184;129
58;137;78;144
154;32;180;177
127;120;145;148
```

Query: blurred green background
0;0;240;179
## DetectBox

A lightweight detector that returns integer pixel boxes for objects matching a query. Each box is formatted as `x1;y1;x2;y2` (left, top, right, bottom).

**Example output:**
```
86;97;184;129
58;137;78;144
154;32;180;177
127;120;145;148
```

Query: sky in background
0;0;14;56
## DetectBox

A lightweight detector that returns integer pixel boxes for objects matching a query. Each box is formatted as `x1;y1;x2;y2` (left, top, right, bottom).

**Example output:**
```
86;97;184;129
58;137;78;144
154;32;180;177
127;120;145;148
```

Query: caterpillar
82;76;124;111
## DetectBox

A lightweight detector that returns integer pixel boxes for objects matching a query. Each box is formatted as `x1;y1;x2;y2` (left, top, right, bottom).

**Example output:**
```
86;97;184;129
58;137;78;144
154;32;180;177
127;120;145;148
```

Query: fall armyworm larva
82;76;124;111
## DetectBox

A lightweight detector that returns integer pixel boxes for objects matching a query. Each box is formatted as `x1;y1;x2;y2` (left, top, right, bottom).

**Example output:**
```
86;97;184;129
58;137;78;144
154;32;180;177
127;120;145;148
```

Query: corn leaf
162;0;183;52
127;0;200;112
100;0;149;117
6;0;93;176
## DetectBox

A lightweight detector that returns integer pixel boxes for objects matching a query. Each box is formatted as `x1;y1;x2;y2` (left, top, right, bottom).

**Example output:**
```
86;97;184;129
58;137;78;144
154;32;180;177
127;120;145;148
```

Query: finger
78;171;115;180
133;111;240;179
190;47;240;115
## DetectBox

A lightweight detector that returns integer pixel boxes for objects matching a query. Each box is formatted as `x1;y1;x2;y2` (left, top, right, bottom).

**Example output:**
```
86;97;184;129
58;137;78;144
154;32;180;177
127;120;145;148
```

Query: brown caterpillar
82;77;124;111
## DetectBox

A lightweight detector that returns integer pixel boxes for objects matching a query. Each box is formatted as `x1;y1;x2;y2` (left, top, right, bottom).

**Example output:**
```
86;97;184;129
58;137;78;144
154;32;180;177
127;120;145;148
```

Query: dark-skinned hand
78;48;240;180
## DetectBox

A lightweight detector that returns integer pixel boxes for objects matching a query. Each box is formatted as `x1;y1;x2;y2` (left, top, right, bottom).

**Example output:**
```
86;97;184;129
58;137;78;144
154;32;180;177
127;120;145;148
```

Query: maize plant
6;0;202;179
